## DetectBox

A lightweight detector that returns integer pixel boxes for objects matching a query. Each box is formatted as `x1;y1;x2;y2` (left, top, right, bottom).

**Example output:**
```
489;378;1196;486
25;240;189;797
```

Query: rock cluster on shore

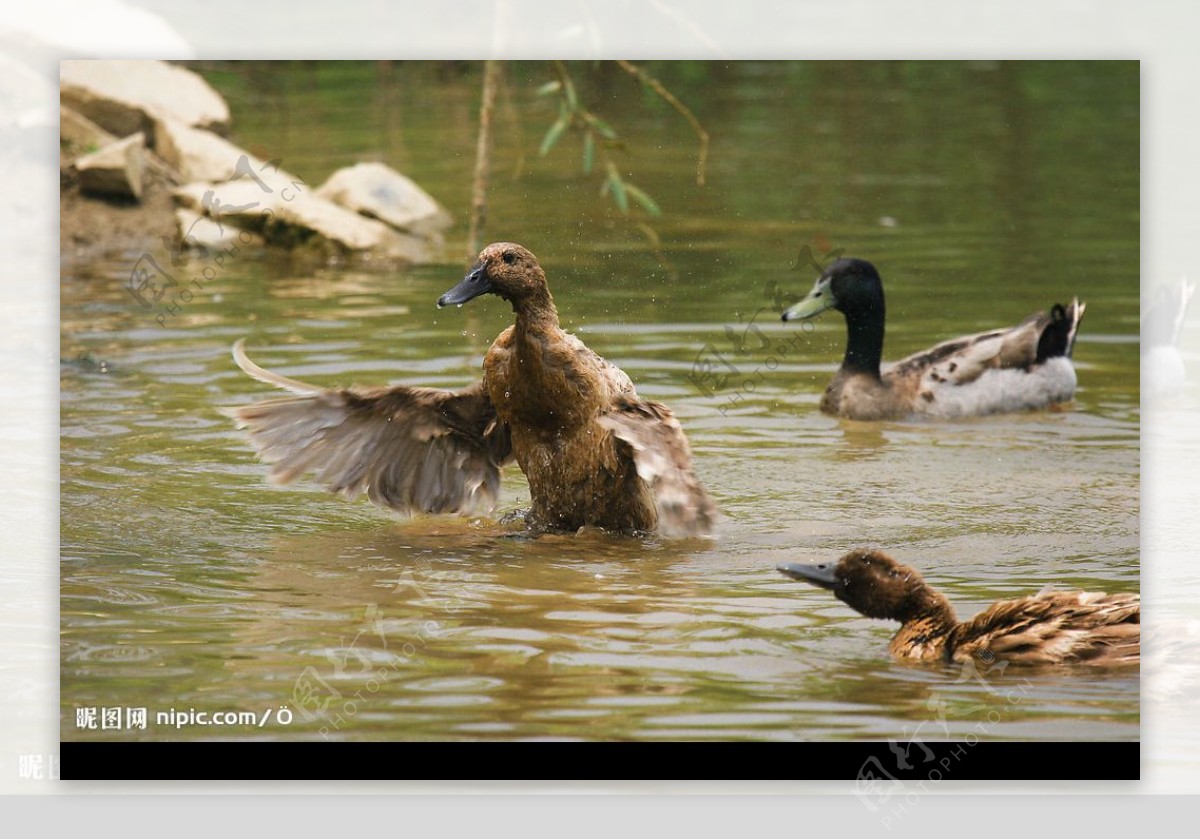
60;60;452;263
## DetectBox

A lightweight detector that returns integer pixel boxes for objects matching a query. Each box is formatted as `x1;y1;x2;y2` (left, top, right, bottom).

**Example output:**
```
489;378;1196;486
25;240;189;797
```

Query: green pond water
61;61;1139;744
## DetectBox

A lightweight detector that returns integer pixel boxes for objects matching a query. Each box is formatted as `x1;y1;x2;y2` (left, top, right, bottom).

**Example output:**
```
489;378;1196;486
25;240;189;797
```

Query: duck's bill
777;562;838;589
437;264;492;308
781;277;835;322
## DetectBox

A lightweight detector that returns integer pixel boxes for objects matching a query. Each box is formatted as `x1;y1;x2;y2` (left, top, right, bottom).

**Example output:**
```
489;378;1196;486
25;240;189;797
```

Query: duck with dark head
778;549;1139;666
225;242;716;538
781;258;1085;420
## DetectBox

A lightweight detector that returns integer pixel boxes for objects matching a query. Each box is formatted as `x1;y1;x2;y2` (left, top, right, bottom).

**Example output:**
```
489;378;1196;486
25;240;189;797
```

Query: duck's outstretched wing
950;591;1139;666
222;340;512;516
598;398;717;537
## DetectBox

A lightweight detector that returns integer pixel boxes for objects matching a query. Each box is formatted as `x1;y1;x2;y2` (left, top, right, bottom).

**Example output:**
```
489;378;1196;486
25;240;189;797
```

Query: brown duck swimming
778;549;1139;666
781;258;1085;420
224;242;716;537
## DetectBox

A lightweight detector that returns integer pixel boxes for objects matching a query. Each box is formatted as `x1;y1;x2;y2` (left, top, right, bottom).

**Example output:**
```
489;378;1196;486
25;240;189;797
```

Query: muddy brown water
61;61;1138;743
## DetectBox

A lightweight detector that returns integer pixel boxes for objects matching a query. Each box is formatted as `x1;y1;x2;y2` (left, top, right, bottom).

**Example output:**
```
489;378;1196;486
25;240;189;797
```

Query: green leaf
540;116;569;156
606;165;629;214
582;133;595;175
634;220;662;249
536;80;562;97
583;112;618;140
624;183;662;217
563;77;578;111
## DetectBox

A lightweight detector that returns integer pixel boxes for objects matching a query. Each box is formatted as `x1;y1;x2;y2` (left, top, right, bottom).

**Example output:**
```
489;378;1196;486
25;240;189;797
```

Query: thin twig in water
466;60;502;262
615;60;710;187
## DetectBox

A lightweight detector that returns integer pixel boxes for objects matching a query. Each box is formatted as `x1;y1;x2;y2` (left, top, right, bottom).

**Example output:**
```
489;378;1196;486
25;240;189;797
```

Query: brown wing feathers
225;246;719;537
599;398;717;537
951;591;1140;665
223;342;510;516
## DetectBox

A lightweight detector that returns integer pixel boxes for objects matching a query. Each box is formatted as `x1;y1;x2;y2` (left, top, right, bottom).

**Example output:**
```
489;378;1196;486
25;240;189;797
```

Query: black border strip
61;740;1139;781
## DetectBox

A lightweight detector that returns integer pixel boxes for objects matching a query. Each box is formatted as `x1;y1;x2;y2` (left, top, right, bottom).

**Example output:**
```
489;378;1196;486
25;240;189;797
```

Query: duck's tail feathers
1036;298;1086;362
229;339;325;396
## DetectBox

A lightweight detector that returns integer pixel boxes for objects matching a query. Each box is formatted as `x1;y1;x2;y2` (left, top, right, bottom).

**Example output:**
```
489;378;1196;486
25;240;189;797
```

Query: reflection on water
62;61;1138;743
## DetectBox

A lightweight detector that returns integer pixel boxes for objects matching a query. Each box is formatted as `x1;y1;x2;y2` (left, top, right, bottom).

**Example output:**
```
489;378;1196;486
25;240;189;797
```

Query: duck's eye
502;252;517;265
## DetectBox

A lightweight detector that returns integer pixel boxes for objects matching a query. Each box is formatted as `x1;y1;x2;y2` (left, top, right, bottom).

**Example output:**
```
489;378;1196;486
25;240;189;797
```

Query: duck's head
777;548;932;621
438;242;550;310
781;258;884;322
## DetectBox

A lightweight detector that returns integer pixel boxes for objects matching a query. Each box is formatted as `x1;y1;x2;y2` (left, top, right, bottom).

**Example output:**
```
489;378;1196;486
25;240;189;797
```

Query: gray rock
61;59;230;137
176;208;262;250
76;132;145;200
153;117;298;184
173;178;431;262
315;162;452;238
172;174;300;224
60;106;117;155
273;193;431;261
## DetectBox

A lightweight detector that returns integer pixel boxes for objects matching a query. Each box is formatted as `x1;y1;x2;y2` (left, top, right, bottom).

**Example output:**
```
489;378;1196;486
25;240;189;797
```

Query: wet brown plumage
778;549;1139;666
224;242;716;537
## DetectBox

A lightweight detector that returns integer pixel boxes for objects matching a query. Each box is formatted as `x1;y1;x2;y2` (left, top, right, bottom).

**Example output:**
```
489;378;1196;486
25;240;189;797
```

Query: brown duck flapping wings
222;340;512;515
598;398;717;537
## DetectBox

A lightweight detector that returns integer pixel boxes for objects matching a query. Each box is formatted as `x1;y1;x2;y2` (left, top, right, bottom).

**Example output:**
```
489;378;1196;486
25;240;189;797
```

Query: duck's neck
841;300;885;378
889;590;958;660
512;288;560;335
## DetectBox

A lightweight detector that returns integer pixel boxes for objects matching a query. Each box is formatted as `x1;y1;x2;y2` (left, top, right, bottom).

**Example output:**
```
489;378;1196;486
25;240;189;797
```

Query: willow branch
615;59;709;187
466;60;501;261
